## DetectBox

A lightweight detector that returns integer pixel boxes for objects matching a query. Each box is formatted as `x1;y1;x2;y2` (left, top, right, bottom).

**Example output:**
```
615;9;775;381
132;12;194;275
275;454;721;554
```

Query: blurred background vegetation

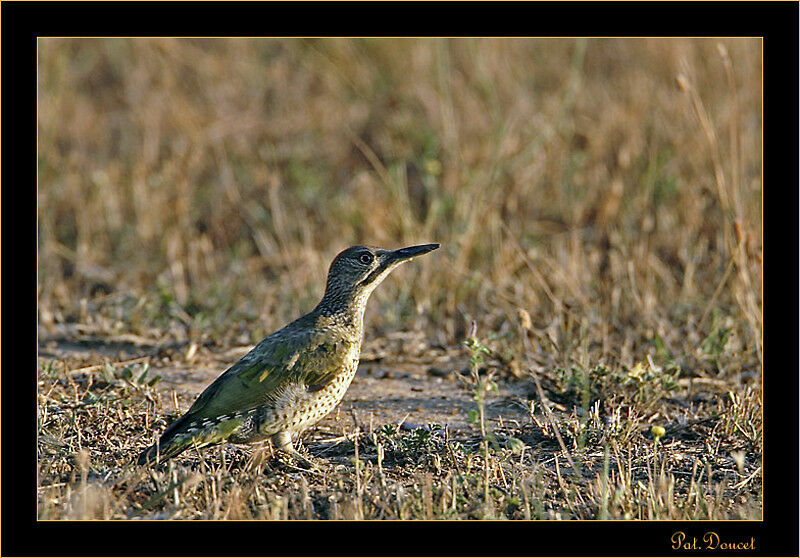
37;38;761;375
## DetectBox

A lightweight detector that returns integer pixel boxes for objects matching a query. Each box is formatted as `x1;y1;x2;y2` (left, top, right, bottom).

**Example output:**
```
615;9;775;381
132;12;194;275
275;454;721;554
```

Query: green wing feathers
189;334;352;417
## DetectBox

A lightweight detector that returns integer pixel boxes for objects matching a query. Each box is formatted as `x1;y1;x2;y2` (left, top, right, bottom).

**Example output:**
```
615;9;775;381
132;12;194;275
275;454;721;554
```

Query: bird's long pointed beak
358;243;440;289
387;243;440;263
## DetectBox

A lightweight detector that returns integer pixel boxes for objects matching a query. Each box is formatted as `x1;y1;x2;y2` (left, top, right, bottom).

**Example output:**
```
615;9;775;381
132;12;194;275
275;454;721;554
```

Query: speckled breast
288;351;360;433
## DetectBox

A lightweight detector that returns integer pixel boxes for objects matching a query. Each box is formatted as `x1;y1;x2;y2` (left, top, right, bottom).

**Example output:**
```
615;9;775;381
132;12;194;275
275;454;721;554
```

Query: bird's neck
313;288;369;336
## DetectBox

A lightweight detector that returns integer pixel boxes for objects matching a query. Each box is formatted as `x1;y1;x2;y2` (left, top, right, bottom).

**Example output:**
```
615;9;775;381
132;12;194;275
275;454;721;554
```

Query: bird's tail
137;413;200;465
137;436;193;466
136;414;241;466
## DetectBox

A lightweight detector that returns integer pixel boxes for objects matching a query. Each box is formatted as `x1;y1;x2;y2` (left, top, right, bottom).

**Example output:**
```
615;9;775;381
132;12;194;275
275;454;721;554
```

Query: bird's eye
358;252;374;265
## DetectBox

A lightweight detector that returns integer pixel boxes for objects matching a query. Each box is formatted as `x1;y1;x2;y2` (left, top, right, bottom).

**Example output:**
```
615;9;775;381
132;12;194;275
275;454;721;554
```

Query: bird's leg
271;431;320;472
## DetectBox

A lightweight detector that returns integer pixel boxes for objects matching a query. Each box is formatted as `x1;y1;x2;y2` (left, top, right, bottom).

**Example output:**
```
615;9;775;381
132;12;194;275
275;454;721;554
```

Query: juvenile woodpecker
138;243;439;465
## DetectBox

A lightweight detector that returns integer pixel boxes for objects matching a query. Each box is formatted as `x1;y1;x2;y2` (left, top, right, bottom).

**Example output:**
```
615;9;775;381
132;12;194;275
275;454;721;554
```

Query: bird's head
319;243;440;314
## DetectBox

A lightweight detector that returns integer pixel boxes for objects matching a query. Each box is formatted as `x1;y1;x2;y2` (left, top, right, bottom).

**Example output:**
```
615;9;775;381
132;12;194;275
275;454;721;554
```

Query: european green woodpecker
138;243;439;465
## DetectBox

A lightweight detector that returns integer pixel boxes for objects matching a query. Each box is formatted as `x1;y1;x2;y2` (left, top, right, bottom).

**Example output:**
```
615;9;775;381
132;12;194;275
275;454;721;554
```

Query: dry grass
37;38;762;520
